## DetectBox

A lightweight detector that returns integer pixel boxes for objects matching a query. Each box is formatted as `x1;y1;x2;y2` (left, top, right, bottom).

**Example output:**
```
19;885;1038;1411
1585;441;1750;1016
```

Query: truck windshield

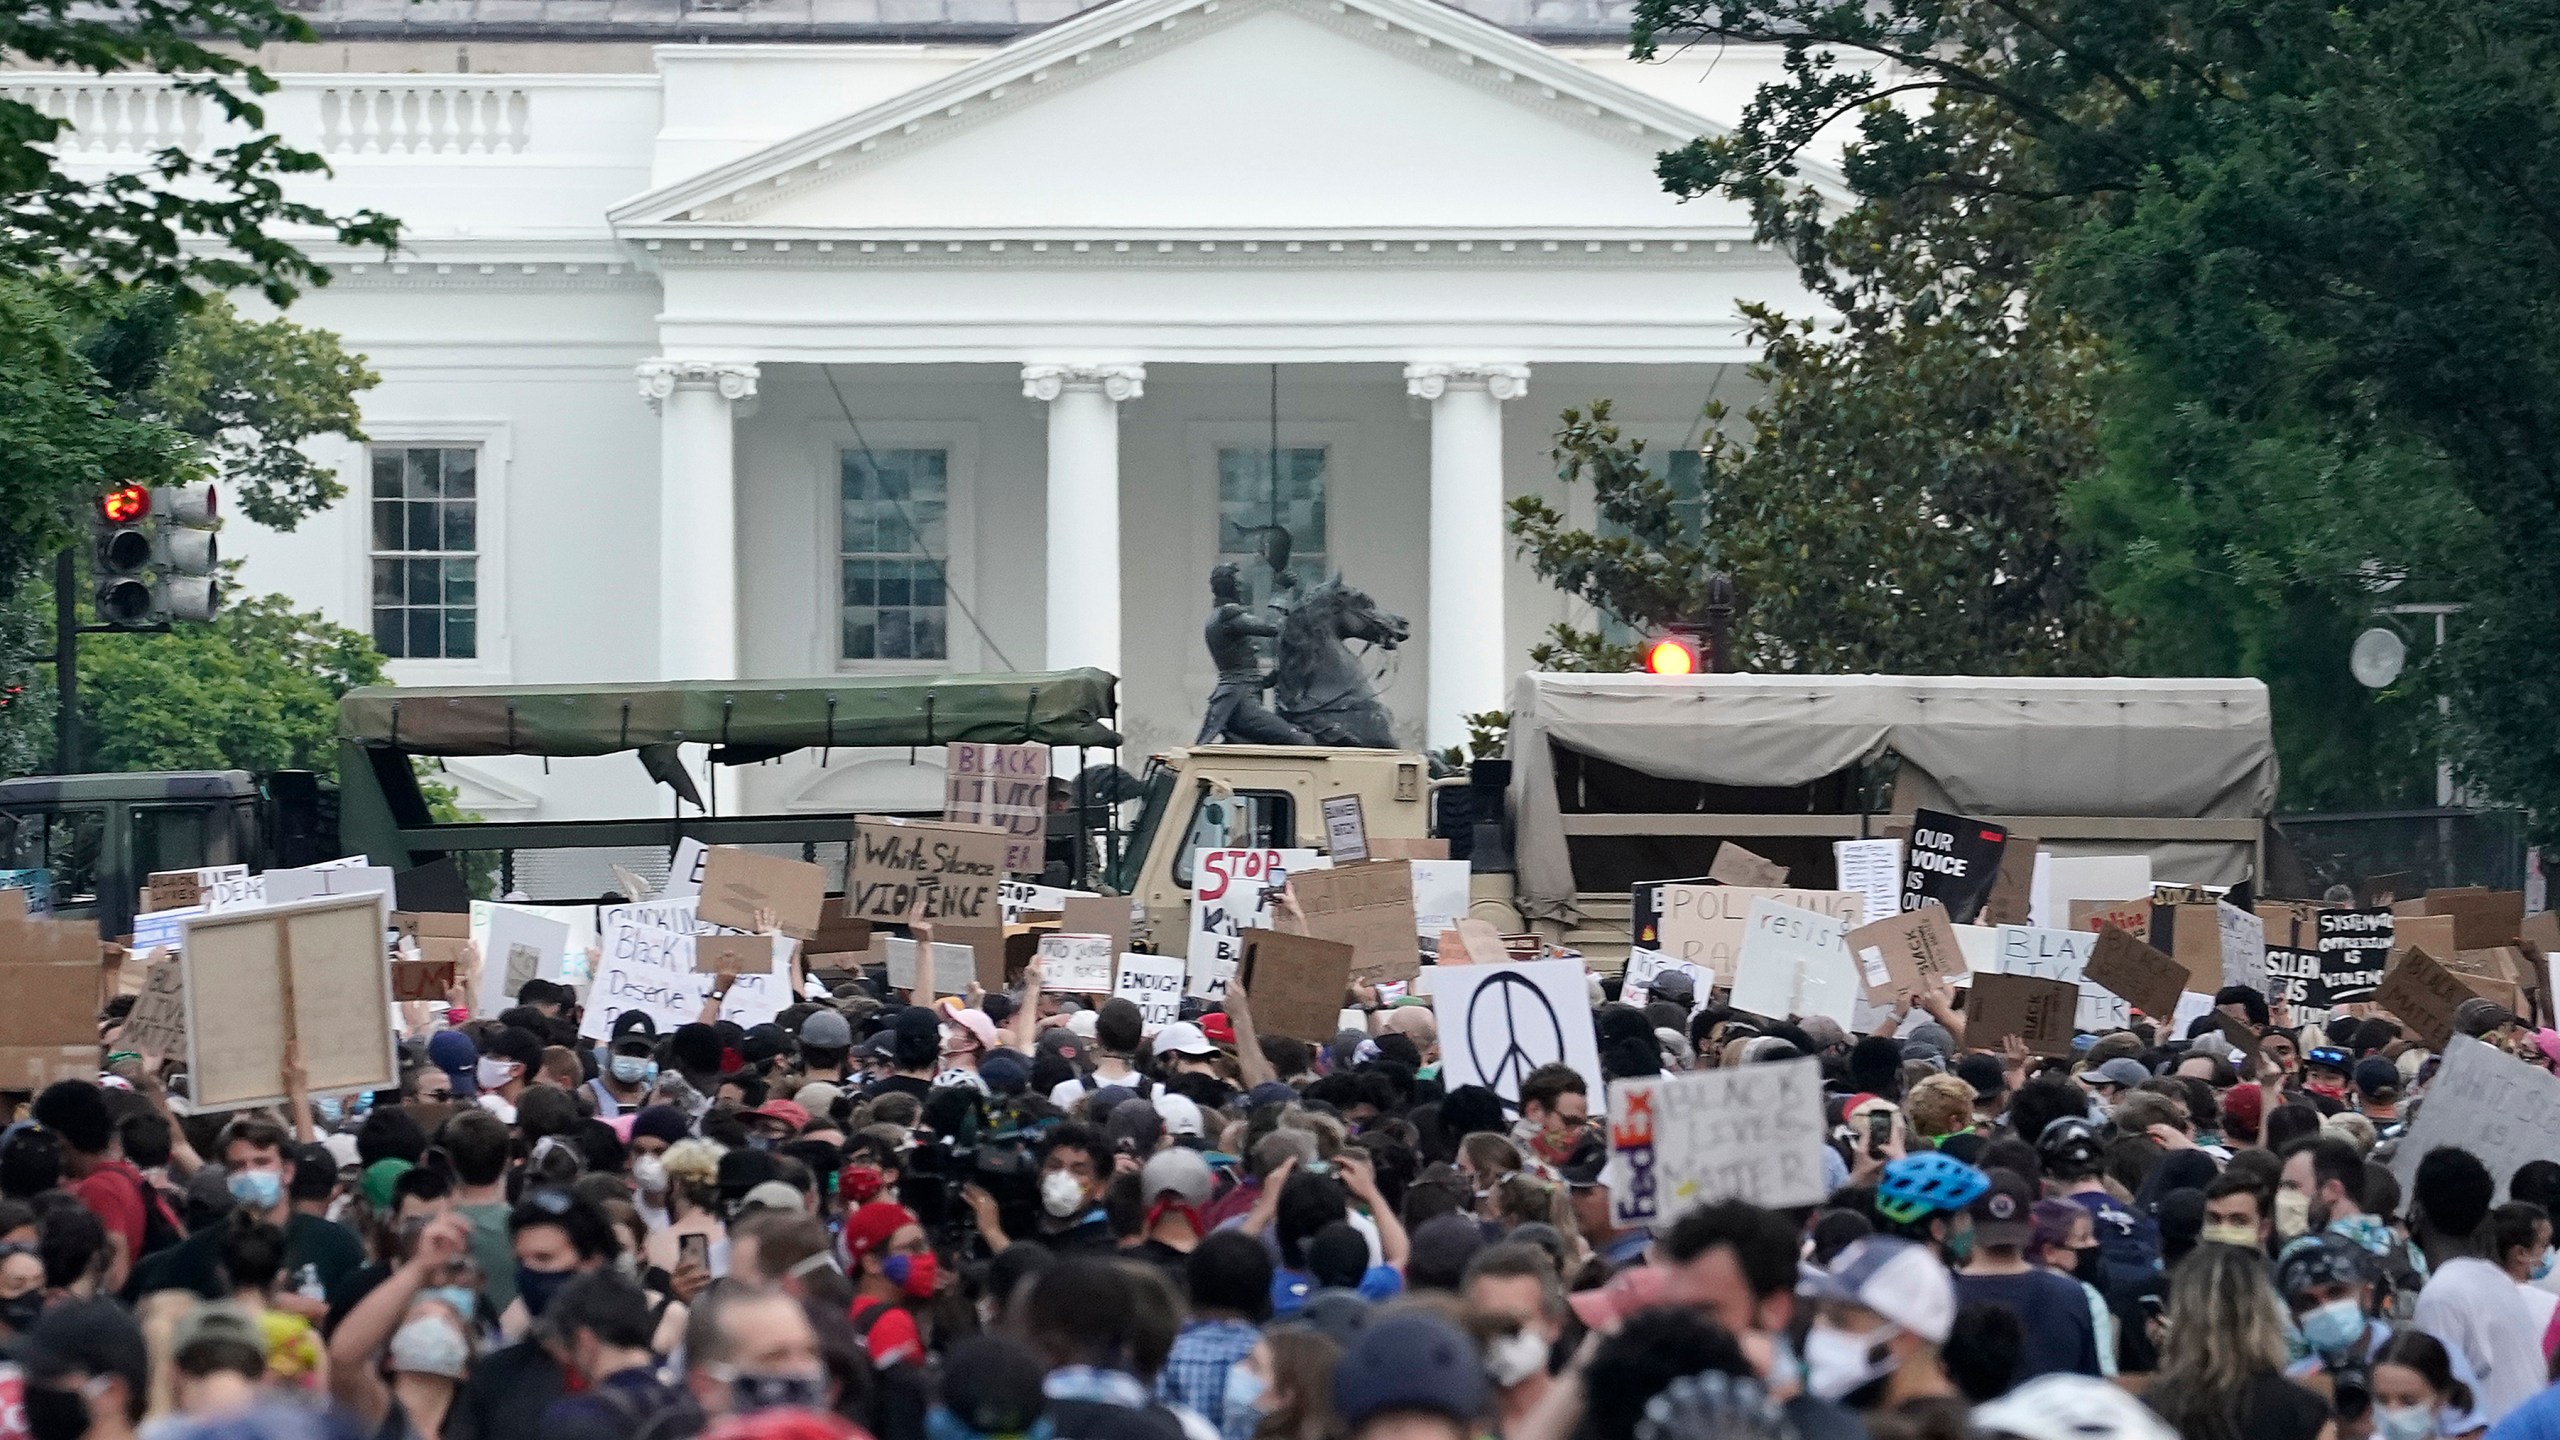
132;806;213;879
1169;788;1296;889
0;806;104;907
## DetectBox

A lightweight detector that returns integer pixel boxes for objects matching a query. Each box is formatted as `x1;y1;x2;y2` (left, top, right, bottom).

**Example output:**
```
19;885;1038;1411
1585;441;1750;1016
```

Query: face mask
728;1370;827;1414
2069;1245;2104;1286
2373;1404;2435;1440
2202;1223;2261;1249
2275;1189;2314;1240
1223;1364;1271;1430
228;1168;282;1211
610;1057;656;1086
1803;1322;1900;1404
1041;1170;1088;1219
0;1292;42;1334
841;1164;886;1205
1485;1329;1551;1388
632;1156;669;1194
1943;1226;1975;1266
2299;1297;2367;1355
314;1095;344;1127
2536;1250;2556;1284
23;1383;92;1440
390;1316;470;1378
882;1250;938;1300
424;1285;478;1322
516;1266;575;1318
476;1058;519;1091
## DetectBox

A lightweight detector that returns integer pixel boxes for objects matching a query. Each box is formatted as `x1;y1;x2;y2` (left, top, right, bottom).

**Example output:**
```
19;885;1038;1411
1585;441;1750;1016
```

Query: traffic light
1643;629;1702;675
153;483;219;622
92;484;156;627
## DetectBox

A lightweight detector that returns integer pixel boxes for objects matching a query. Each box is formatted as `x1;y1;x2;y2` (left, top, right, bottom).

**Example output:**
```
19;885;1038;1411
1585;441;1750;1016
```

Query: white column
1023;363;1143;678
1406;362;1529;753
638;359;758;680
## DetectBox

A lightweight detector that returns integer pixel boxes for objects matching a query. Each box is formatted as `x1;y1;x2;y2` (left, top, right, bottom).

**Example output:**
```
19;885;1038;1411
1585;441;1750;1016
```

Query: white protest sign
1000;879;1098;923
1994;924;2125;1032
2390;1034;2560;1200
1607;1056;1827;1225
1321;794;1368;864
472;901;601;989
1112;954;1186;1030
133;905;200;956
202;871;265;912
2172;990;2217;1043
2033;855;2153;930
1431;958;1605;1110
1036;933;1115;992
580;923;789;1039
1622;949;1711;1009
661;839;710;899
1411;860;1471;939
885;936;979;996
1186;848;1327;998
478;906;572;1017
1832;839;1902;925
2219;902;2268;991
1952;924;2000;981
1728;898;1858;1027
1658;886;1863;975
262;863;396;906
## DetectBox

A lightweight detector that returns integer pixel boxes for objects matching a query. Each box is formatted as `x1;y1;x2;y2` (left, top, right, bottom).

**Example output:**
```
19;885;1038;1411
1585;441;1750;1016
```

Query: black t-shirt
2151;1373;2331;1440
1047;1398;1190;1440
868;1075;934;1102
1124;1238;1191;1282
445;1340;567;1440
1954;1268;2102;1380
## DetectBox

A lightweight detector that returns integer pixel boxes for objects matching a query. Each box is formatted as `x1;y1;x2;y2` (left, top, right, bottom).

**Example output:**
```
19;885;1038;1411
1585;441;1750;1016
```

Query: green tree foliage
128;291;378;528
1511;86;2125;677
75;589;380;776
0;280;187;601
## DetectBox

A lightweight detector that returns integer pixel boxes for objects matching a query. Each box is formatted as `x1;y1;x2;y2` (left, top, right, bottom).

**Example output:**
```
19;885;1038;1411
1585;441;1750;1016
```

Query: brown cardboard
2151;902;2226;992
2427;889;2528;951
2084;925;2187;1021
1058;896;1132;956
1238;929;1355;1043
2374;948;2473;1050
694;933;769;977
0;889;23;924
699;846;828;940
390;959;458;1002
947;923;1008;991
807;905;873;962
1980;832;2039;927
393;912;471;943
1292;862;1421;986
1367;837;1450;861
2215;1012;2265;1068
144;870;202;913
2394;913;2457;962
846;817;1010;926
1709;843;1790;889
2257;900;2331;952
1843;907;1965;1009
2522;910;2560;958
122;959;188;1061
2362;872;2419;907
2069;899;2151;943
2445;947;2533;1021
1966;973;2078;1057
1453;918;1509;966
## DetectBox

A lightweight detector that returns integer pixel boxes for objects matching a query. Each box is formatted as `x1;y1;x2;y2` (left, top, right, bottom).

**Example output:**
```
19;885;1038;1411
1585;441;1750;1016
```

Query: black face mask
24;1384;90;1440
0;1292;45;1335
2070;1244;2105;1287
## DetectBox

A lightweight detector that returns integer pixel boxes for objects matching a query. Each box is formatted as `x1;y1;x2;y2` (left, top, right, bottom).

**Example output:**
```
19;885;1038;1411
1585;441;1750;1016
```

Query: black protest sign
1898;809;2008;924
2265;944;2324;1022
1630;876;1713;950
2315;907;2394;1006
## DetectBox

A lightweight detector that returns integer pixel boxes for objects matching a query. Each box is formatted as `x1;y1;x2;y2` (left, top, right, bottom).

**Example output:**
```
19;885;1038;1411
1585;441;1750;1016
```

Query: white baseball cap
1154;1020;1218;1057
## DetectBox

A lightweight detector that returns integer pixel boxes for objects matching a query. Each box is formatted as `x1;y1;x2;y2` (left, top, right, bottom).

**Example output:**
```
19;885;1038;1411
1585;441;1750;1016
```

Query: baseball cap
1140;1147;1213;1208
1151;1092;1205;1138
737;1180;805;1215
1648;969;1697;1006
1154;1021;1217;1058
1955;1052;2007;1101
1566;1263;1666;1332
2352;1057;2401;1097
842;1201;918;1260
1331;1313;1488;1430
1797;1236;1955;1344
939;1003;1000;1052
1201;1013;1236;1047
611;1008;658;1040
2087;1057;2151;1090
799;1009;853;1050
749;1099;810;1133
1967;1168;2036;1250
425;1029;478;1084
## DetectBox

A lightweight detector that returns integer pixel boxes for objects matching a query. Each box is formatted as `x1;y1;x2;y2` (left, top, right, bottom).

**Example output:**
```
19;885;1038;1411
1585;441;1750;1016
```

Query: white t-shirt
2414;1256;2545;1423
1048;1063;1149;1110
2519;1281;2558;1345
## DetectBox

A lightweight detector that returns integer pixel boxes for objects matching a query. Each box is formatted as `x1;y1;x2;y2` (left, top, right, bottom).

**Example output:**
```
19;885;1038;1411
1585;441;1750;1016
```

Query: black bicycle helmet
2037;1115;2105;1176
2275;1233;2376;1300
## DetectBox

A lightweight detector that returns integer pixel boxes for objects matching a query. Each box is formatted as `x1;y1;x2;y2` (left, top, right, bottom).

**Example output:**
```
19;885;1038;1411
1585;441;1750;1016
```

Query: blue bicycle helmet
1875;1151;1991;1224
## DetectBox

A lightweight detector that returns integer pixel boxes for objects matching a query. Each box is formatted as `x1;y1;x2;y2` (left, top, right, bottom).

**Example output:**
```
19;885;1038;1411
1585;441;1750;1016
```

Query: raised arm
1224;984;1278;1090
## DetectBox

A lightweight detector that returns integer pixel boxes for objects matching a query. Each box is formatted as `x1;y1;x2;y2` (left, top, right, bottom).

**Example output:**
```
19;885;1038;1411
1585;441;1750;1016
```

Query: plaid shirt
1156;1318;1259;1440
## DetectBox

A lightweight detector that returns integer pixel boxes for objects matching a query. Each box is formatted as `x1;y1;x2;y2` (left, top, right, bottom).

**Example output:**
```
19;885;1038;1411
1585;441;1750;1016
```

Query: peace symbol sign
1464;969;1567;1100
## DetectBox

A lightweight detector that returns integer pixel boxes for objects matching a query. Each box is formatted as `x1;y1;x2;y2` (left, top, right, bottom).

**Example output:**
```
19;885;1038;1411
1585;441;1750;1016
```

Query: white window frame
353;419;511;684
809;421;981;675
1183;419;1360;706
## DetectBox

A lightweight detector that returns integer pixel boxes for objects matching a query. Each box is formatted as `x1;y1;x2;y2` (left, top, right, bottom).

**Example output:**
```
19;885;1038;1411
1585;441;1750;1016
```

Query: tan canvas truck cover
1507;673;2278;923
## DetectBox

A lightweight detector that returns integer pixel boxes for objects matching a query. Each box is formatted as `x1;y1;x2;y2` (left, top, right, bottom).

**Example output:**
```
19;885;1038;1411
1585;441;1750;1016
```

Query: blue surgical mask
2535;1249;2555;1283
610;1057;657;1086
424;1286;479;1323
313;1095;344;1127
227;1168;282;1211
2373;1404;2435;1440
2300;1297;2367;1355
1223;1364;1270;1429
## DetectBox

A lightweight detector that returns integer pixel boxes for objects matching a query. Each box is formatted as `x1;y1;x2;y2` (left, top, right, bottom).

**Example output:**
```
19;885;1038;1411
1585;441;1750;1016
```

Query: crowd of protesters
7;897;2560;1440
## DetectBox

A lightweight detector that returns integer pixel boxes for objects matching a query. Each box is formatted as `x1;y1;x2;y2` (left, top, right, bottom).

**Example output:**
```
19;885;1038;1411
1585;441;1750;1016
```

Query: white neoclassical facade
10;0;1845;822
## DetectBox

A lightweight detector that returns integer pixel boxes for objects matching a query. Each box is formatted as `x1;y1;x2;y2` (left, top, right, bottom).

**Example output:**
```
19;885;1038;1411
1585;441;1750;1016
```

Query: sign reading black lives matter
1607;1057;1828;1226
1899;808;2008;925
2315;907;2395;1007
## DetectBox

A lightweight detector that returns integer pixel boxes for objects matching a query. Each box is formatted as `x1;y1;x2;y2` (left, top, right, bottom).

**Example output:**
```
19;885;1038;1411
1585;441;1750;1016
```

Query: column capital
1022;363;1146;404
637;359;760;412
1404;362;1530;403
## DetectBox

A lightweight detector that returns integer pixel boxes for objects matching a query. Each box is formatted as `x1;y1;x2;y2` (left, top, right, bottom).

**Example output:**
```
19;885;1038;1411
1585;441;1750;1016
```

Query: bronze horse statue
1274;577;1409;749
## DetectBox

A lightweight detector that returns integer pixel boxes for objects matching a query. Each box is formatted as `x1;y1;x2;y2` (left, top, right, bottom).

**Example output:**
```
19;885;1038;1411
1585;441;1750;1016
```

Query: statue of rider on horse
1196;528;1409;750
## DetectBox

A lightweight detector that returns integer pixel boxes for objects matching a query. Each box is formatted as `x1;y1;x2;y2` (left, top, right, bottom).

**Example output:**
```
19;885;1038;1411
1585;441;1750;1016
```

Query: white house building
11;0;1842;824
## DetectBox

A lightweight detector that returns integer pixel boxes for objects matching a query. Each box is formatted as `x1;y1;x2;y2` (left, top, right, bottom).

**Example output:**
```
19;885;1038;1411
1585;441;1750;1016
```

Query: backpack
1080;1072;1154;1100
124;1166;183;1258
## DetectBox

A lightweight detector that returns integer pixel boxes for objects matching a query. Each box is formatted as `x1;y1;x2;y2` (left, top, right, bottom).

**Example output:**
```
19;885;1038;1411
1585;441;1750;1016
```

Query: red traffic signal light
1643;634;1701;676
100;484;149;525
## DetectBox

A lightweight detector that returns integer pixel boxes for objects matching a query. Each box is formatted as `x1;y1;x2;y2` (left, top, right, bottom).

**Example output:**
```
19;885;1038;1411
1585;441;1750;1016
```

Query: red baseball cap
842;1201;917;1260
1202;1012;1236;1047
750;1099;811;1132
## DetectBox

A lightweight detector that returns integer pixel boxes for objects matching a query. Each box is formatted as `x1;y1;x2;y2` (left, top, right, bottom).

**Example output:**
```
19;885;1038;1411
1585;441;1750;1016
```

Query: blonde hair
661;1138;726;1215
2148;1245;2290;1440
1904;1075;1978;1140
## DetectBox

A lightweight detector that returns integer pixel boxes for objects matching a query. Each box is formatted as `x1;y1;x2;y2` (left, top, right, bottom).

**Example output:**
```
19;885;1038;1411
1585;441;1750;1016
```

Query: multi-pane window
1599;447;1709;643
840;448;949;662
1216;446;1328;608
370;446;477;660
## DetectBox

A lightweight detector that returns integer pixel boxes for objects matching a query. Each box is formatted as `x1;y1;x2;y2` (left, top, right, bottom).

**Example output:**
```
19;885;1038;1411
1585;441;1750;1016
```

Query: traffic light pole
53;547;77;774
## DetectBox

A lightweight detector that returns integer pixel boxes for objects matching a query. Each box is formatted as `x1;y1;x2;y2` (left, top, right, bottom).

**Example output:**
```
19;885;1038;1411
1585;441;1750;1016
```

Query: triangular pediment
611;0;1835;236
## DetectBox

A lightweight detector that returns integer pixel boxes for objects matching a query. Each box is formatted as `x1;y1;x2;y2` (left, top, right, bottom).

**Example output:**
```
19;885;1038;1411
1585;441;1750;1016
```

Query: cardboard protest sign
1898;809;2008;924
2217;902;2268;992
181;894;399;1110
1710;843;1789;889
390;959;456;1003
883;936;979;996
807;905;872;963
1432;958;1605;1109
2374;948;2473;1050
1981;836;2039;927
1607;1057;1827;1226
2396;913;2457;963
694;933;777;977
848;817;1009;925
2442;948;2532;1019
1058;896;1131;956
477;906;571;1016
1658;886;1862;974
943;742;1049;875
123;958;188;1061
1321;794;1369;864
1844;907;1965;1010
2390;1035;2560;1201
1238;929;1355;1043
2315;908;2394;1006
1292;862;1420;986
1631;876;1714;951
2070;898;2152;942
1966;973;2078;1057
1442;919;1510;967
145;870;203;913
2215;1011;2264;1067
1112;954;1185;1029
2083;925;2186;1021
582;925;789;1038
697;847;827;940
1036;933;1116;992
1729;898;1859;1027
1994;925;2124;1032
1185;848;1325;999
2400;888;2528;952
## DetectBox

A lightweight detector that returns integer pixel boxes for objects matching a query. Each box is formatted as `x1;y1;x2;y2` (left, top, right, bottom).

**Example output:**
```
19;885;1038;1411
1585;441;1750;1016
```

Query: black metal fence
2272;806;2531;897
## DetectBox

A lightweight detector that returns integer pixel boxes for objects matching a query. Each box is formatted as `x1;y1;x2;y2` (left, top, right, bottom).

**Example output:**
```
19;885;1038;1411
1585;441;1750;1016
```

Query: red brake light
1644;637;1699;676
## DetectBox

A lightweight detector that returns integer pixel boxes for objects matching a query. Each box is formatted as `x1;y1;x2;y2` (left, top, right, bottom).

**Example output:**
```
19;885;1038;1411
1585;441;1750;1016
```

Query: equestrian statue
1196;529;1409;749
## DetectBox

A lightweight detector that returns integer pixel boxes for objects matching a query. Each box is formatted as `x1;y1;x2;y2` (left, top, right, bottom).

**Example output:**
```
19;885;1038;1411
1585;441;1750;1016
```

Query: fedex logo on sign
1612;1086;1658;1221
